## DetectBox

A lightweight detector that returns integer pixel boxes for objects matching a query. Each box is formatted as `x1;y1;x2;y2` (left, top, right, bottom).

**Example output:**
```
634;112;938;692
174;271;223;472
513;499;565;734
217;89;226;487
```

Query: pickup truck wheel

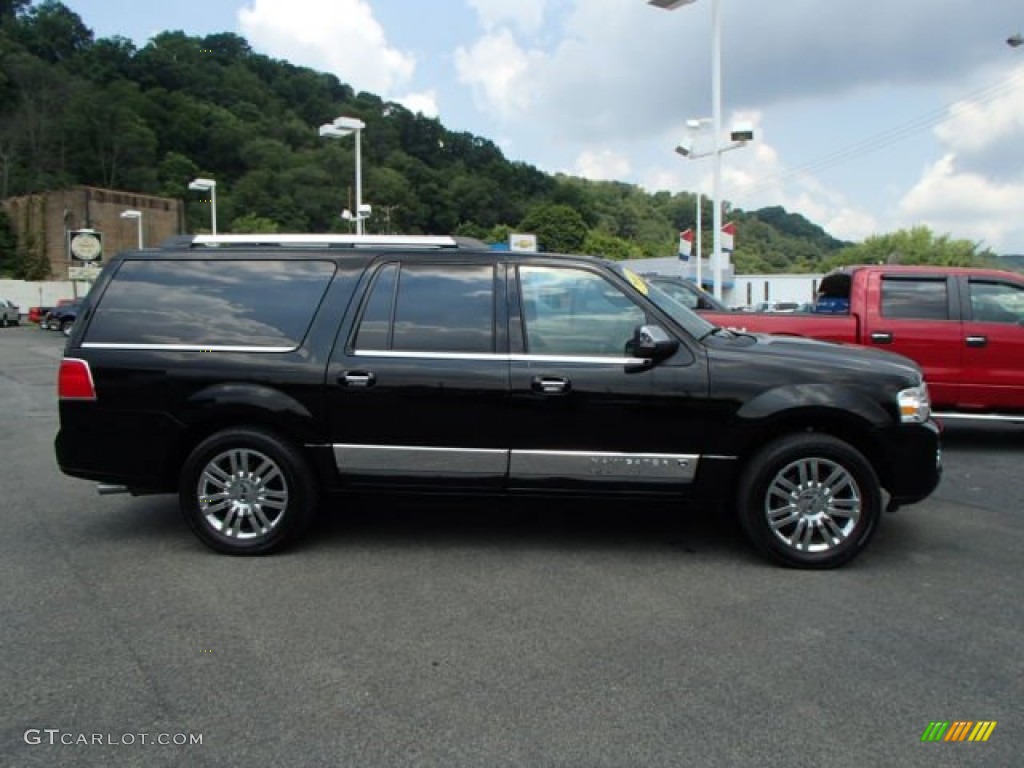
179;427;318;555
737;434;881;569
60;319;74;336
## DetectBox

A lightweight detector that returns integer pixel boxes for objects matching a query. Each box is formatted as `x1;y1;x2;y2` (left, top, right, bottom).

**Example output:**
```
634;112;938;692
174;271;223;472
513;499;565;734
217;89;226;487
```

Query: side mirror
629;324;679;362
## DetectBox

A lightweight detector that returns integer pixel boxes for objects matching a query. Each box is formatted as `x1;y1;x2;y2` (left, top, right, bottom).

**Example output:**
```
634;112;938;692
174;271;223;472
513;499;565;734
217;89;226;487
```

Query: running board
933;412;1024;424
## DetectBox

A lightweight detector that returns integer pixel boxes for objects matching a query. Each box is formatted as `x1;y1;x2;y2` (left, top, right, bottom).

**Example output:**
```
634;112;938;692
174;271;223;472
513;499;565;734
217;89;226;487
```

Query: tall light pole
188;178;217;235
120;209;143;248
649;0;727;300
676;116;747;292
676;117;711;289
319;116;368;234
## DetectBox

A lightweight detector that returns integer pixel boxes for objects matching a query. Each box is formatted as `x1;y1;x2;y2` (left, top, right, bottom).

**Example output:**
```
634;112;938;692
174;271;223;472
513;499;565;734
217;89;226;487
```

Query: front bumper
876;419;942;506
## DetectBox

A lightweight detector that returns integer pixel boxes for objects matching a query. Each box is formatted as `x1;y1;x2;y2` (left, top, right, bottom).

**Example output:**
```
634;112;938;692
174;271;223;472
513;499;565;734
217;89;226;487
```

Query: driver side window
519;266;646;356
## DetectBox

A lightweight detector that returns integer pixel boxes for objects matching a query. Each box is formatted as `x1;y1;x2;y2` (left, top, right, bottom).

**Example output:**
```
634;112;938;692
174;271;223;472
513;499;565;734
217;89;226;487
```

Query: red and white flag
678;228;693;261
721;221;736;252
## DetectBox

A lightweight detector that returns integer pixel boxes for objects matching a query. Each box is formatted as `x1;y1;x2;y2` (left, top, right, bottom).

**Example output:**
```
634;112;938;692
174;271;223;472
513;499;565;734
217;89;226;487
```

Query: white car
0;299;20;327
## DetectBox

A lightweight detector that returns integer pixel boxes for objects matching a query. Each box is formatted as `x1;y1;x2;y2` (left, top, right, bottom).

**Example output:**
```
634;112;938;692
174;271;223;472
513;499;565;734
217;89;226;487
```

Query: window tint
86;259;336;347
354;262;495;353
880;277;949;320
969;280;1024;324
354;264;398;350
520;266;646;356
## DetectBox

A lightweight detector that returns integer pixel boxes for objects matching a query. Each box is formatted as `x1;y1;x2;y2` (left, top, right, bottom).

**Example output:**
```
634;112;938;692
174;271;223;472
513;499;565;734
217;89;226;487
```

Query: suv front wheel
737;433;882;569
179;427;318;555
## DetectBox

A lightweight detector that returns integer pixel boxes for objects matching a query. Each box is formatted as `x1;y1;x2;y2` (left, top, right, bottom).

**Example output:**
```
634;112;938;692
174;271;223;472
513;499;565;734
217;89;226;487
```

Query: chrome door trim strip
333;444;508;476
510;450;699;483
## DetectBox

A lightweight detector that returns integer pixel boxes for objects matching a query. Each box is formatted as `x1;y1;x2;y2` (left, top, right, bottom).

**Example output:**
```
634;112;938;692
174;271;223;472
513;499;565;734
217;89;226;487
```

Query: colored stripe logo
921;721;997;742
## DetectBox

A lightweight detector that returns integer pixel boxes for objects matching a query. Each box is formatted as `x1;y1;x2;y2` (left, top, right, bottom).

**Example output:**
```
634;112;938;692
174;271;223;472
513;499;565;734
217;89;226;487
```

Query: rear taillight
59;358;97;400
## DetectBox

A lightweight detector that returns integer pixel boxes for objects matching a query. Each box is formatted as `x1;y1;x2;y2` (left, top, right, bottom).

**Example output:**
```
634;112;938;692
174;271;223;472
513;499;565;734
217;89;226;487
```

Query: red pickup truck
700;265;1024;422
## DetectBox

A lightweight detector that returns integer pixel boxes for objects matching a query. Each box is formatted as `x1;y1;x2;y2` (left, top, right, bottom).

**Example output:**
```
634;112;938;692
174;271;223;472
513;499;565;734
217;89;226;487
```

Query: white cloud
573;148;631;181
454;30;540;118
466;0;548;35
898;154;1024;251
394;91;439;118
237;0;415;96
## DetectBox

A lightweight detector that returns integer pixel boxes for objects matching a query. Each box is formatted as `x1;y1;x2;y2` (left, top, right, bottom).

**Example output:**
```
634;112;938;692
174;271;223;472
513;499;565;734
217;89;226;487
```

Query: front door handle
870;331;893;344
965;335;988;348
340;371;376;387
532;376;570;394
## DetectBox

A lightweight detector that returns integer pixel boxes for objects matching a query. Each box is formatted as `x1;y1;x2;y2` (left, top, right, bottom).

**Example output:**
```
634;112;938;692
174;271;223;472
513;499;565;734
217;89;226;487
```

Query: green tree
229;213;278;233
0;208;17;275
518;204;588;253
581;230;644;261
824;226;994;270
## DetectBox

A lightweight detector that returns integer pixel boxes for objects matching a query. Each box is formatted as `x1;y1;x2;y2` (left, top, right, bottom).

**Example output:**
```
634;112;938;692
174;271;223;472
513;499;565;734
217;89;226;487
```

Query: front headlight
898;383;931;423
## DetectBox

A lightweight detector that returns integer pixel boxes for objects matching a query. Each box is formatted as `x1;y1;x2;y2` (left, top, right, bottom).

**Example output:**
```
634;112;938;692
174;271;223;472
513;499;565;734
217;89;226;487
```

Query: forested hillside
0;1;995;278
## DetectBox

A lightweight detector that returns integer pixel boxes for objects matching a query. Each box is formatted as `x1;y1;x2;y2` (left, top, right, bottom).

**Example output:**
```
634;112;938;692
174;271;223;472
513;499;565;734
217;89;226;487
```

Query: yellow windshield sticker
623;268;649;296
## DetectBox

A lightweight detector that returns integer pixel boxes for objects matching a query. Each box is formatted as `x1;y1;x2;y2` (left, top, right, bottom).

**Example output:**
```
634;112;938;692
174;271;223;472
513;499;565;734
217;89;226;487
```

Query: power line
734;67;1024;202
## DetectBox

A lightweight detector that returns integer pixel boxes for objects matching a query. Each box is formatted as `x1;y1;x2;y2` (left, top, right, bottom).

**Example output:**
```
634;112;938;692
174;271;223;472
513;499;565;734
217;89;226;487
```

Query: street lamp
650;0;729;301
188;178;217;236
675;116;748;291
120;209;143;249
319;116;368;235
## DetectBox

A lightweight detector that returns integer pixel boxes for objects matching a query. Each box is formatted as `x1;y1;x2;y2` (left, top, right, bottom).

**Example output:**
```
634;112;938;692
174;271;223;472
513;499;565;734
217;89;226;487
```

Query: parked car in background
43;301;82;335
0;299;19;326
30;298;74;326
643;275;730;312
28;306;52;324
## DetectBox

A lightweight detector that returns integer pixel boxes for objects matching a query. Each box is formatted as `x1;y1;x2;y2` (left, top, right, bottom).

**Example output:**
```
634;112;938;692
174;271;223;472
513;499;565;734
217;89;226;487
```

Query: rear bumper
876;419;942;505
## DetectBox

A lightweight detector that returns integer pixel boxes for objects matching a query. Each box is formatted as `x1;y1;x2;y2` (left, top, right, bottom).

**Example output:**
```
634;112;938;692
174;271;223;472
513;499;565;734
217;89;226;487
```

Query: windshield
611;265;720;340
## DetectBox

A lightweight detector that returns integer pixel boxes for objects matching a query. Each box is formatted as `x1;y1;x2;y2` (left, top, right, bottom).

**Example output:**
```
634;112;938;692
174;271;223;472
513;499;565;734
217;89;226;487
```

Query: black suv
56;234;941;568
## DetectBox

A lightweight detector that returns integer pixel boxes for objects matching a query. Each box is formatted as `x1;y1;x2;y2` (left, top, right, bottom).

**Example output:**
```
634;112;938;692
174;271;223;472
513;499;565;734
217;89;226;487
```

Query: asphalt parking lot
1;323;1021;767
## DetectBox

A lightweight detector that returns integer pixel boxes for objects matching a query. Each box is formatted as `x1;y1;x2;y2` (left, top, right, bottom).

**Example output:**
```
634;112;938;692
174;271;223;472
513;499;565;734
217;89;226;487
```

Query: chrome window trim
354;349;646;365
81;342;296;353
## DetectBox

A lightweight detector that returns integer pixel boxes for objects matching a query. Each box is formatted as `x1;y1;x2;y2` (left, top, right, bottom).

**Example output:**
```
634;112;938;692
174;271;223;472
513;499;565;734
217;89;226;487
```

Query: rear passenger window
354;262;495;353
880;277;949;320
85;260;336;348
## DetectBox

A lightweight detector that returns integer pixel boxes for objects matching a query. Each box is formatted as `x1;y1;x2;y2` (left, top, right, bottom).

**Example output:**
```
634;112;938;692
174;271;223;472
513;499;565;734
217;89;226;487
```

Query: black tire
0;316;7;327
61;319;74;336
178;427;318;555
736;433;881;569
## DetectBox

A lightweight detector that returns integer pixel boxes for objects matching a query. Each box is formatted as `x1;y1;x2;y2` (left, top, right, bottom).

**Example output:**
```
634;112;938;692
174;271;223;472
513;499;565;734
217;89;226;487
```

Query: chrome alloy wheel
764;457;862;554
197;448;289;540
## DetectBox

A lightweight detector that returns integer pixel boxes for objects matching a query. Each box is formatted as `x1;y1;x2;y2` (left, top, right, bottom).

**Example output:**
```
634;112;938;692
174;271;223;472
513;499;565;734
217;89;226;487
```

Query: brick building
2;186;185;280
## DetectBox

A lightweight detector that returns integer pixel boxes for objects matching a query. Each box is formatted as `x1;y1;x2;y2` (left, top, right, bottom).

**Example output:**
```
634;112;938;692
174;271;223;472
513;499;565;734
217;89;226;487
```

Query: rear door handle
532;376;570;394
965;335;988;348
340;371;376;387
870;332;893;344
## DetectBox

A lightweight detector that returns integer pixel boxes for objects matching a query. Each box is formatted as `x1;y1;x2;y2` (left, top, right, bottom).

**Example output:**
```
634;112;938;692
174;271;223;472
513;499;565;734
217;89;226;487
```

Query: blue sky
58;0;1024;253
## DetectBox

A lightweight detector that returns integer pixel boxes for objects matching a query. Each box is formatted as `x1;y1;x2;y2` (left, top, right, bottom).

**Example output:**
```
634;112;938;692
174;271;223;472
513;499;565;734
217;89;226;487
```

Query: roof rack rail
162;234;486;250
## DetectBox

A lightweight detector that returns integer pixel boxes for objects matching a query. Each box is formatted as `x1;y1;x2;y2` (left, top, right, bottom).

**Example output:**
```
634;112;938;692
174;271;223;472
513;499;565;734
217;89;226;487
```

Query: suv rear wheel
737;433;881;569
179;427;318;555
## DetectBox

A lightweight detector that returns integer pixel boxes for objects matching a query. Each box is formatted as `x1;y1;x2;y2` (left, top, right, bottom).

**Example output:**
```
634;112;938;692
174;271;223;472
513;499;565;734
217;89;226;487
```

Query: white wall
731;274;823;308
0;280;85;316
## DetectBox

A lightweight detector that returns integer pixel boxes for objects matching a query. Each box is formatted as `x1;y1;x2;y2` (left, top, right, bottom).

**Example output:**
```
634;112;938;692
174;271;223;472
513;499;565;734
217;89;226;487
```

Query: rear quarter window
84;259;336;348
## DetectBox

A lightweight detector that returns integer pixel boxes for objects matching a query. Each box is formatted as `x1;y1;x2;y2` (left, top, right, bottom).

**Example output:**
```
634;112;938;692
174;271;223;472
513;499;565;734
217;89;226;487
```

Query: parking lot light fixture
120;209;143;249
188;178;218;235
650;0;729;301
320;116;368;235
